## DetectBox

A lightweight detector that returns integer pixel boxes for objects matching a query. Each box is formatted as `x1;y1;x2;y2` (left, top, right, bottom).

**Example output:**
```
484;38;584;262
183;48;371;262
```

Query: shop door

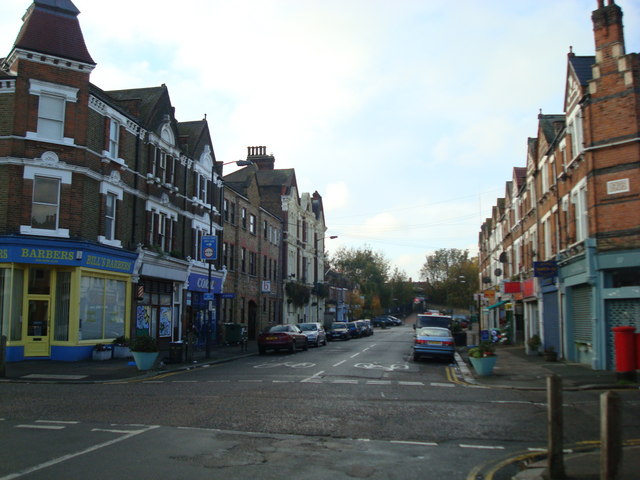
25;298;50;356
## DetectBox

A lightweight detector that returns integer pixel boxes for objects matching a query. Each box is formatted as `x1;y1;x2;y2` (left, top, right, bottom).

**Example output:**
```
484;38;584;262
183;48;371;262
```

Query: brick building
0;0;226;361
479;0;639;370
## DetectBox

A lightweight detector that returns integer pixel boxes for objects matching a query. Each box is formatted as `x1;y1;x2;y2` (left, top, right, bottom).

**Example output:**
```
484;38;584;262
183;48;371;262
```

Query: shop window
605;268;640;288
29;268;50;295
32;176;60;230
0;268;24;341
79;275;126;340
54;271;71;341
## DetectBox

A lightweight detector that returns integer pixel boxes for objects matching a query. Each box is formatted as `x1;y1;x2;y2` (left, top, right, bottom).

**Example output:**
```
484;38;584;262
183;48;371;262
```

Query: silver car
297;322;327;347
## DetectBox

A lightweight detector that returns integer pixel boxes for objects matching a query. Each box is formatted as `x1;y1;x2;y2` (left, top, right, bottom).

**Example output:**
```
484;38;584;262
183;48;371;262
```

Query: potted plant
543;346;558;362
112;336;132;359
467;341;497;376
92;343;112;361
527;334;541;355
130;334;159;371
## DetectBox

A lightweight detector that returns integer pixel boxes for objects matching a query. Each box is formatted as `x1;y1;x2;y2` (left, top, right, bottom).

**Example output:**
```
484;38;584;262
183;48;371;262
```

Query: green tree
330;246;390;317
388;267;416;316
420;249;478;309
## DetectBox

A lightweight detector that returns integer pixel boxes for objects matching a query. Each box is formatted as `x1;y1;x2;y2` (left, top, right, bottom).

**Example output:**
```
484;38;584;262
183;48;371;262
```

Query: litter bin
224;323;243;345
169;341;184;364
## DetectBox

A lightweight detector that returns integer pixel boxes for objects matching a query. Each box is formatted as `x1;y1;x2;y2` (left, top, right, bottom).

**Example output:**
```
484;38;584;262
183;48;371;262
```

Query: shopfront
185;271;223;349
0;237;136;362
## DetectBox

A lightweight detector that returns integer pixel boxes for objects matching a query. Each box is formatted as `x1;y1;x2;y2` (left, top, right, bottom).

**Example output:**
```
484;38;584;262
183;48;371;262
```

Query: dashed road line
459;444;505;450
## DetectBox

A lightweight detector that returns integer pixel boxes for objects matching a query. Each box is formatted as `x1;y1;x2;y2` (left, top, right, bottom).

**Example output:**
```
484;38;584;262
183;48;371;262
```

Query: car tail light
415;339;428;344
442;341;454;346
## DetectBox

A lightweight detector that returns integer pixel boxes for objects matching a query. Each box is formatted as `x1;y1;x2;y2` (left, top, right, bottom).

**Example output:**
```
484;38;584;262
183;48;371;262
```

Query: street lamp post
205;159;253;358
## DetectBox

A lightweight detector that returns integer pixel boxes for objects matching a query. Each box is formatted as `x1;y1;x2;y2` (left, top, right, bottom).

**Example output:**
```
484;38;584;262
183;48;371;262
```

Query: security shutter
606;299;640;370
571;285;592;343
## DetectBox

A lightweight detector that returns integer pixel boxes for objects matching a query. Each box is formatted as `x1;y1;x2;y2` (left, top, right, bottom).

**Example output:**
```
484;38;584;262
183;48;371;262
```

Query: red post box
636;333;640;370
613;326;636;372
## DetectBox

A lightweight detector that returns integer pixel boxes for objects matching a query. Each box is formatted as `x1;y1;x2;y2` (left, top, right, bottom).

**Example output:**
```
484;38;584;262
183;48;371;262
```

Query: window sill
26;131;75;146
97;236;122;248
20;225;70;238
101;151;127;168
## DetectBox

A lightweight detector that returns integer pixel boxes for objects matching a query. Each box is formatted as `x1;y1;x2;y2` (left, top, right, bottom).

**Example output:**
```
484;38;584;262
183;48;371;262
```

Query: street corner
466;448;546;480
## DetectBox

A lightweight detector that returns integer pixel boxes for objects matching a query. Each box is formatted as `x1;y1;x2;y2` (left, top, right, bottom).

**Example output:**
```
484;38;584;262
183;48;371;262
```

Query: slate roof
177;120;208;156
569;55;595;86
539;114;565;144
13;0;94;65
106;86;166;124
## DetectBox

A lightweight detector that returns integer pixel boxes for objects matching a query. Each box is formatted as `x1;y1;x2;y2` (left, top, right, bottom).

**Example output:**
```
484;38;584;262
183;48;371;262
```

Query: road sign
203;293;214;301
201;235;217;260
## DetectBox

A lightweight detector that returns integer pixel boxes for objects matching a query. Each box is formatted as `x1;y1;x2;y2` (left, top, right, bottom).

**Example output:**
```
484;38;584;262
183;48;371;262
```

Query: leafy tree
420;249;478;309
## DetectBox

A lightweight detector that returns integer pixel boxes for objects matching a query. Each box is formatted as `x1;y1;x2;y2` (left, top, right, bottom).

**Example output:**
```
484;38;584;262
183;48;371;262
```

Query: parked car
361;319;374;336
297;322;327;347
354;320;368;337
326;322;350;341
413;326;455;363
258;324;309;354
387;315;402;326
344;321;361;338
372;315;393;328
414;313;452;330
451;314;470;329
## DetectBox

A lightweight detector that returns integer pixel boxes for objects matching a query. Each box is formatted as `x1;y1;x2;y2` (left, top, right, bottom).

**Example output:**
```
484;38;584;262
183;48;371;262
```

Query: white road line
459;444;505;450
207;380;230;383
398;381;424;386
238;379;263;383
331;379;358;384
0;426;159;480
272;380;293;383
141;381;164;384
301;370;325;383
366;380;392;385
36;420;79;424
332;360;346;367
172;380;197;383
16;425;65;430
350;353;360;358
91;428;145;434
390;440;438;446
430;382;455;388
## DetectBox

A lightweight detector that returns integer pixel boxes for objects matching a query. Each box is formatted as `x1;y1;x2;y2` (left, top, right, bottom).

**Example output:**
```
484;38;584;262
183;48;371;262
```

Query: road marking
20;374;87;380
16;424;66;430
272;380;293;383
92;428;145;434
430;382;455;388
0;426;159;480
301;370;325;383
331;379;358;384
36;420;79;425
332;360;346;367
366;380;392;385
398;381;424;386
207;380;230;383
390;440;438;446
350;353;360;358
238;379;263;383
172;380;197;383
141;381;164;384
459;444;505;450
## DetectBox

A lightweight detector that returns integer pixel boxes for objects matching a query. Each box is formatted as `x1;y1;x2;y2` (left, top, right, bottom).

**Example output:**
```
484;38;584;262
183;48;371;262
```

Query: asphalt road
1;325;639;479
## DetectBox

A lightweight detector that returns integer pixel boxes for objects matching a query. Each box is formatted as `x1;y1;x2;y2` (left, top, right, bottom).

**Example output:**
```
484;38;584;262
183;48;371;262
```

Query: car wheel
413;352;420;362
303;341;308;351
315;338;320;348
323;338;327;346
258;346;266;355
289;341;296;353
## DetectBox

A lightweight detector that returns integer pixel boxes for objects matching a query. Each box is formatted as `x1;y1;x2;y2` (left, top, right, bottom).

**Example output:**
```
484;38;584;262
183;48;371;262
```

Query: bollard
613;326;636;382
545;374;565;479
600;391;622;480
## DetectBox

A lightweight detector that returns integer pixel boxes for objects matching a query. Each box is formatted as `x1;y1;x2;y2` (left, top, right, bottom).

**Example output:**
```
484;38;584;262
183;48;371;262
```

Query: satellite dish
494;268;502;276
498;252;508;263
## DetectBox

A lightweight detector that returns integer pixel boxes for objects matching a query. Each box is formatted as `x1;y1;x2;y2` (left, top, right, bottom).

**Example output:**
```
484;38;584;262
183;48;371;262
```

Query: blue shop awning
486;300;508;310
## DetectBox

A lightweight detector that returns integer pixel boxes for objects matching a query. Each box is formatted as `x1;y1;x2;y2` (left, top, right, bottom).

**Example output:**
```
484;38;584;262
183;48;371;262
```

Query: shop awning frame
486;300;508;310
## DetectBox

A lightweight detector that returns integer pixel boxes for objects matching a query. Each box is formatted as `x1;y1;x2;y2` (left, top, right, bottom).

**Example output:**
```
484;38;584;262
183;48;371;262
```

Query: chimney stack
246;146;275;170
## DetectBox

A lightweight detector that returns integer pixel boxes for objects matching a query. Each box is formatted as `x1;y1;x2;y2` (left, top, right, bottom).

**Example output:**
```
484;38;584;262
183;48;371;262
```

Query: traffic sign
201;235;217;260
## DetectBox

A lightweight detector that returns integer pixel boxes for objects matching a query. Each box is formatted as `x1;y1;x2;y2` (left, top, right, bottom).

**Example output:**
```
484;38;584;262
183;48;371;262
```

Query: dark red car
258;324;309;354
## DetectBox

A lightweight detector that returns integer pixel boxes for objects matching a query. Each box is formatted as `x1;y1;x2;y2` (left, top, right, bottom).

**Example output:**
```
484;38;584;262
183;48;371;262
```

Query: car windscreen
416;327;451;337
331;324;347;329
298;324;316;331
269;325;289;333
417;316;451;328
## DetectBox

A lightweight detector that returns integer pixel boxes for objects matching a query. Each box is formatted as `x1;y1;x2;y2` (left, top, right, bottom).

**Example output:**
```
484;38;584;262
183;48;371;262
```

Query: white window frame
109;119;120;159
98;182;124;247
21;165;71;237
26;79;78;146
572;180;588;243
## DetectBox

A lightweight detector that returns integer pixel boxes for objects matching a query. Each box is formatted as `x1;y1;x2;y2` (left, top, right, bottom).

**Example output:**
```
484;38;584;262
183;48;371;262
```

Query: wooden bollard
600;391;622;480
546;374;566;479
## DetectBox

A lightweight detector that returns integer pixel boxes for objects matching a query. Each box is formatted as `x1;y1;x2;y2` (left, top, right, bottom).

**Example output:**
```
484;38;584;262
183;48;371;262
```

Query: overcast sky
1;0;639;280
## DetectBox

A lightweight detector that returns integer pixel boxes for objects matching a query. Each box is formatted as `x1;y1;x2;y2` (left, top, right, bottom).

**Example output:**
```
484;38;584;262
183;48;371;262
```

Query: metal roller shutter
571;285;592;343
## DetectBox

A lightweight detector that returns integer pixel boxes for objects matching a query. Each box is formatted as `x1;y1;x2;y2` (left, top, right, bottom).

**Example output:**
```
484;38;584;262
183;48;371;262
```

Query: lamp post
204;159;253;358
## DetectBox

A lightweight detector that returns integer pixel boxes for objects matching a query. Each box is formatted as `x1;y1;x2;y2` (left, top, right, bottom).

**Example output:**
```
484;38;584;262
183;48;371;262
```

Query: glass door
24;268;52;357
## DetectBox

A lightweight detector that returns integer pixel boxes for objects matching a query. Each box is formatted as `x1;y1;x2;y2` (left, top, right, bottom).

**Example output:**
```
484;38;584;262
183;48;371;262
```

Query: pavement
1;327;639;479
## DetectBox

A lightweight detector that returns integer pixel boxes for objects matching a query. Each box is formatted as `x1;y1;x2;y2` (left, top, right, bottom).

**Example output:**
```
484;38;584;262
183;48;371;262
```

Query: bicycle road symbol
354;363;409;372
254;362;316;369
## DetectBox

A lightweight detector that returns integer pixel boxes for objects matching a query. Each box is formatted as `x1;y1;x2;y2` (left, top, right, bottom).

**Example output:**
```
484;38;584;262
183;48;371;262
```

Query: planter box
131;351;159;371
92;350;112;361
469;355;497;376
113;345;132;359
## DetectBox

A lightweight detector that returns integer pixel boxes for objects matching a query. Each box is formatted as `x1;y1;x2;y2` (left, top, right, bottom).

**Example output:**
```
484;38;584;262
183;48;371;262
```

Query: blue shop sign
188;273;223;293
0;239;136;274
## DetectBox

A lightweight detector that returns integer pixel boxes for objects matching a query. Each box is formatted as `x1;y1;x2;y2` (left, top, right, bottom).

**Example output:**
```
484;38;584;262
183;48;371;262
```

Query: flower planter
544;351;558;362
113;345;132;359
131;351;159;371
469;355;497;376
92;349;112;361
